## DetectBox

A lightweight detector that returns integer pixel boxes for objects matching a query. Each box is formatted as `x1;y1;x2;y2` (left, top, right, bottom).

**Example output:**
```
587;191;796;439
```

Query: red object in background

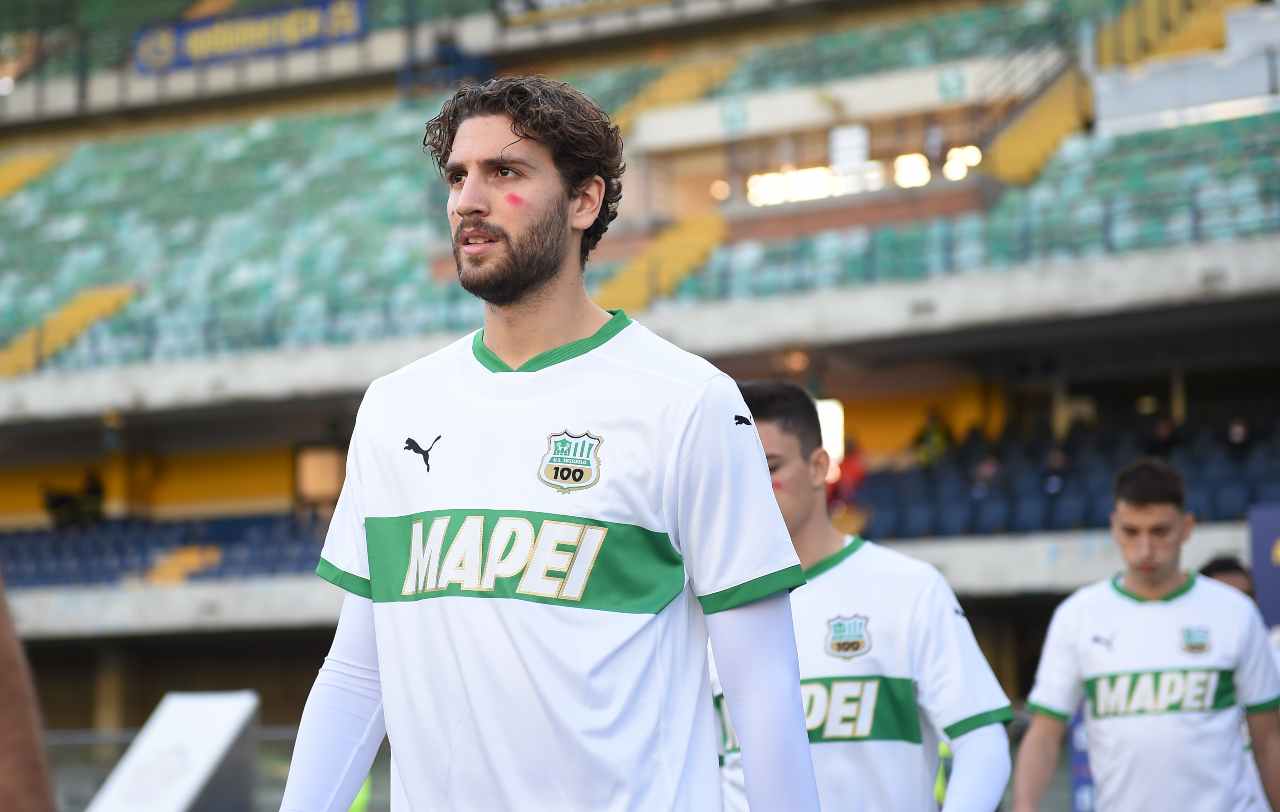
828;447;866;506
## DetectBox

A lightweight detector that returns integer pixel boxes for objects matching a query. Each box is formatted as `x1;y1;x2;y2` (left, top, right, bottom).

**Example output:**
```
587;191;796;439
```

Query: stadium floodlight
943;159;969;181
816;398;846;482
893;153;931;189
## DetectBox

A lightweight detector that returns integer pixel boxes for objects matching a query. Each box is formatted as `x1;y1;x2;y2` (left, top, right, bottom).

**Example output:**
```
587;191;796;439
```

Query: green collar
804;536;866;581
1110;572;1197;603
472;310;631;373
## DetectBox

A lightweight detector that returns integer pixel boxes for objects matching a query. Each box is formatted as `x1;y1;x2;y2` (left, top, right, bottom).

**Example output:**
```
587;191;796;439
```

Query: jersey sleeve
664;374;804;614
316;388;376;599
1026;596;1083;721
912;573;1014;739
1238;603;1280;714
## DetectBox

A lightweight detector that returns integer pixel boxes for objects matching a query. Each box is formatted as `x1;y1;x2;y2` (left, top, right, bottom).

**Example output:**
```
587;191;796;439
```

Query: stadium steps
1095;0;1249;67
985;65;1092;184
595;213;727;313
612;56;740;132
0;150;62;199
146;545;223;585
0;285;135;377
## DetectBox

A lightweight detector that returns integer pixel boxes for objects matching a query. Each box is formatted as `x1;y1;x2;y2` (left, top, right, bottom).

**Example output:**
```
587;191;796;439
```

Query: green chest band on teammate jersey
719;675;922;754
364;509;686;614
1085;668;1236;719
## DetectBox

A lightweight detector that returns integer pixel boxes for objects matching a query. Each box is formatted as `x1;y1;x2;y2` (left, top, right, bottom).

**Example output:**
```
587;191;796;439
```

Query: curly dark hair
423;76;625;267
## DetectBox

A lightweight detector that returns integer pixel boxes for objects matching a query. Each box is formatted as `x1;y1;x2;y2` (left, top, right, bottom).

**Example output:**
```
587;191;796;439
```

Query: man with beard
280;76;821;812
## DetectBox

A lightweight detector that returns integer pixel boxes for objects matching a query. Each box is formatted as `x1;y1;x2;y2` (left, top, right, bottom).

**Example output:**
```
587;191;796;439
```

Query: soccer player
1014;458;1280;811
713;382;1013;811
280;77;821;811
1201;555;1256;600
0;573;55;812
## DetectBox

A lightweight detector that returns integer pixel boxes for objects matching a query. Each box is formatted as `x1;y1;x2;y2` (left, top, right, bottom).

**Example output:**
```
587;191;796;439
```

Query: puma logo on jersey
734;415;752;426
404;436;441;471
1091;634;1115;650
400;514;607;601
1088;669;1228;718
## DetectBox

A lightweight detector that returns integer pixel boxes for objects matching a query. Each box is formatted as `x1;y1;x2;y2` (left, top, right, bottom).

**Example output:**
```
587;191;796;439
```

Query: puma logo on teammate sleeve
734;415;752;426
404;435;442;471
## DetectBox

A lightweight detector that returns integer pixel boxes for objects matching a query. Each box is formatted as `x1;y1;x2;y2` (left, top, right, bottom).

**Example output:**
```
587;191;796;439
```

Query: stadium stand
2;411;1277;591
708;1;1066;99
0;513;325;589
674;110;1280;302
853;412;1280;541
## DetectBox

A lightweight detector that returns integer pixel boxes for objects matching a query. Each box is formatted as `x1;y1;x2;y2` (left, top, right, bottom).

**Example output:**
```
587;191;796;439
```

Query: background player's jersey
318;311;804;811
713;538;1012;811
1029;574;1280;812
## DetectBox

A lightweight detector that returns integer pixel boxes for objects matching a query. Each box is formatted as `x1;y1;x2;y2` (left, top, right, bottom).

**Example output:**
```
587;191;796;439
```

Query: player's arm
945;724;1011;812
667;375;817;810
280;594;386;812
1011;712;1065;812
0;574;55;812
706;592;819;811
1012;597;1081;812
911;575;1013;811
1248;710;1280;811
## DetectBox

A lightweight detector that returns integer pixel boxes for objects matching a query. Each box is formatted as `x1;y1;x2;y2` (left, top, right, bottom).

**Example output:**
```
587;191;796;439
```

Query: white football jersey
1029;574;1280;812
317;311;804;811
713;538;1012;811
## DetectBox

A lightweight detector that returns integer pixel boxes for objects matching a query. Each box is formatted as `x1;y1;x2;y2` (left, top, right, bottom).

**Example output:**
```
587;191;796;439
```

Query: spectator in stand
971;454;1004;500
1226;417;1254;463
1041;447;1071;497
912;407;954;467
828;438;866;507
1143;416;1182;458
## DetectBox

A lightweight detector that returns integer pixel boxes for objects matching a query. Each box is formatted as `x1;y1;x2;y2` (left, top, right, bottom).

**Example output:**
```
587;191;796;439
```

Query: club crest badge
827;615;871;659
1182;626;1210;654
538;431;602;493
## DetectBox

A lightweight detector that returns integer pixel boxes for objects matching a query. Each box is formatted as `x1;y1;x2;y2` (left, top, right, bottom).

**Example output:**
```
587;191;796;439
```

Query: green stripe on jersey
698;565;805;614
1247;695;1280;714
1027;702;1069;722
944;705;1015;739
316;557;372;598
1085;668;1235;719
363;509;685;614
716;675;923;755
802;676;923;745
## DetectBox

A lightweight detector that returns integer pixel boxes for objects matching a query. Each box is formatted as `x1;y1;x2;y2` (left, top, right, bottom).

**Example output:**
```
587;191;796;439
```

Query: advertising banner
1250;504;1280;628
134;0;365;74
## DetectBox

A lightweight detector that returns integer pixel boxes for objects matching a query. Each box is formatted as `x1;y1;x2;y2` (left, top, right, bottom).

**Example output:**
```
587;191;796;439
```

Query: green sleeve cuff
944;705;1015;739
316;557;372;599
698;564;806;615
1026;702;1069;722
1245;695;1280;714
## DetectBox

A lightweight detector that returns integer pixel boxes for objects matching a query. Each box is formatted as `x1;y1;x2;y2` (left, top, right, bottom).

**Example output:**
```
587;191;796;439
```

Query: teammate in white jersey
1201;556;1280;809
713;382;1013;811
279;77;821;811
1014;458;1280;811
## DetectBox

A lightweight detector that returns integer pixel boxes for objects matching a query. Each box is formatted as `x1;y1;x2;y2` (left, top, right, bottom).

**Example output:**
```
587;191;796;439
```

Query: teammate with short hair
713;381;1013;811
1202;555;1256;600
280;77;821;811
1014;458;1280;811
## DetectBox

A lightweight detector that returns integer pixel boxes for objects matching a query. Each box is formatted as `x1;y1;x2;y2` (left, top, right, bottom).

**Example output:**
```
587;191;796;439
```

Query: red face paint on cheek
504;193;524;207
771;479;782;491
